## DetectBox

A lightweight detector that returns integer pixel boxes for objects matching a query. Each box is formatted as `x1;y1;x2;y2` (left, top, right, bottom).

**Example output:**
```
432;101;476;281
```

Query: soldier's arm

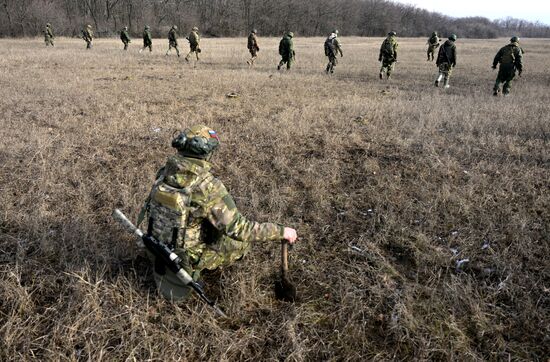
492;48;502;68
515;47;523;72
203;179;284;243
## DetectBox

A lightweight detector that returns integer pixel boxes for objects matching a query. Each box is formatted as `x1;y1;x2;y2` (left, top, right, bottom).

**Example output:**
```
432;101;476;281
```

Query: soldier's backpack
382;38;394;57
500;44;518;64
324;37;335;56
279;37;286;56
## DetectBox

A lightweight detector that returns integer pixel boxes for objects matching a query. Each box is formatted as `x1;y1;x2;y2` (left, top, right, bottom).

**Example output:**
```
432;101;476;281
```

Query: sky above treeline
397;0;550;25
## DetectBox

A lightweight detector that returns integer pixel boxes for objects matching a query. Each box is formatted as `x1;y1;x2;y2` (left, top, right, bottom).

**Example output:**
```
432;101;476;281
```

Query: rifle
112;209;227;318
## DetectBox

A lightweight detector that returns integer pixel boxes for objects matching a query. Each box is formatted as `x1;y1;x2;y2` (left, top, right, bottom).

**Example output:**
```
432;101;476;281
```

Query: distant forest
2;0;550;38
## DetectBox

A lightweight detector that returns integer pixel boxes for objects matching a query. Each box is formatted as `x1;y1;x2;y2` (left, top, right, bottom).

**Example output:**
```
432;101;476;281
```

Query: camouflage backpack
382;38;395;57
324;37;335;56
500;44;519;64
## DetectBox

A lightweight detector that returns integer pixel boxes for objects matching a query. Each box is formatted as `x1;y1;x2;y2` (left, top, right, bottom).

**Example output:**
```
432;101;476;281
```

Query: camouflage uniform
247;30;260;65
44;24;54;46
166;26;180;57
142;125;284;301
427;32;439;61
435;35;457;88
278;32;295;70
140;26;152;53
185;27;201;62
82;25;93;49
120;27;131;50
492;37;523;96
379;32;398;79
324;31;343;74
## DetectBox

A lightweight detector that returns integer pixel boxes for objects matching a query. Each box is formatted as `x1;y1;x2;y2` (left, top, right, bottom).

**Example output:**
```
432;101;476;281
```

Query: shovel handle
281;240;289;276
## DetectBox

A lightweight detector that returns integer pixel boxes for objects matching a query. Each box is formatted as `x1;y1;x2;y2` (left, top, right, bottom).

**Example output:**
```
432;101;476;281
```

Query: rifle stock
112;209;227;318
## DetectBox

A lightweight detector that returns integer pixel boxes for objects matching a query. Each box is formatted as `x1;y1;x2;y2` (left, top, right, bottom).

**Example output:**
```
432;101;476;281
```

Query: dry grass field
0;36;549;361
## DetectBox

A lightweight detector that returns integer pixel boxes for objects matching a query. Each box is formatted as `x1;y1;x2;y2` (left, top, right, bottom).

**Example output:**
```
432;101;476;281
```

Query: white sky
396;0;550;25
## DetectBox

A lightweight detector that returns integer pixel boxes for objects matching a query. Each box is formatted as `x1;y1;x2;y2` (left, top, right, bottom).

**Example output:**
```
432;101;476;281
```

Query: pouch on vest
148;183;191;250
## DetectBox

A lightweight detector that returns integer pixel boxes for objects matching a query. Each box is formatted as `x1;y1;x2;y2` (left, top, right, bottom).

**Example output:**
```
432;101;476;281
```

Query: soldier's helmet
432;31;437;36
46;23;51;27
192;26;199;31
448;34;457;41
87;24;92;28
287;31;294;38
510;36;520;43
252;29;257;34
333;29;339;34
171;125;220;159
124;26;128;30
389;31;397;36
173;25;178;30
145;25;150;29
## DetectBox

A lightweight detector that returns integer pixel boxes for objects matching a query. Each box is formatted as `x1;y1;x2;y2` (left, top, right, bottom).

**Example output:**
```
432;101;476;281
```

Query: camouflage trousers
380;57;395;78
494;64;517;95
278;55;293;70
185;45;200;61
427;46;437;60
45;37;54;46
248;48;258;65
122;41;129;50
142;41;152;52
166;42;180;56
436;63;453;86
326;54;338;73
85;40;92;49
151;236;251;301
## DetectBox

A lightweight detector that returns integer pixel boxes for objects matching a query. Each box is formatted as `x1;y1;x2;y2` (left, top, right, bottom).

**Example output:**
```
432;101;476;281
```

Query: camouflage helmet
448;34;457;41
388;31;397;36
510;36;520;43
252;29;257;34
145;25;150;29
432;31;438;36
192;26;199;31
287;31;294;38
123;26;128;30
172;25;178;30
171;125;220;159
46;23;51;27
87;24;92;28
333;29;339;34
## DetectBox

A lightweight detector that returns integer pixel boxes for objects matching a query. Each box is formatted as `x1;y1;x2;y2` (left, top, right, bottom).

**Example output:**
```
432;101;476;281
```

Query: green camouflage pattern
82;26;93;49
325;34;343;74
379;35;398;78
146;154;284;301
44;24;54;46
185;30;201;61
167;27;180;56
493;42;523;95
142;28;152;51
278;34;295;70
247;32;259;64
120;28;130;50
427;32;439;60
435;39;457;86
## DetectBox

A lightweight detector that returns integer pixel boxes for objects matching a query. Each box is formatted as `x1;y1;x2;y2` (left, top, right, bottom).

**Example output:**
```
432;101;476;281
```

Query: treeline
1;0;549;38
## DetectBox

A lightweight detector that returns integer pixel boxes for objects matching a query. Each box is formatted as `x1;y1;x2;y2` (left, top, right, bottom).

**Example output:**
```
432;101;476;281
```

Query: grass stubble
0;37;548;361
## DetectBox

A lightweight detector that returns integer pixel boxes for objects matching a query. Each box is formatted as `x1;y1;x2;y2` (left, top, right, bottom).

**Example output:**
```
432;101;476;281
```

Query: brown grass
0;36;549;361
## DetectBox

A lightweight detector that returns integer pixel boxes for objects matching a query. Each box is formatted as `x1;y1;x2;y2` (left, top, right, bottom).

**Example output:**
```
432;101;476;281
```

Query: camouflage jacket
325;34;343;57
156;154;284;250
120;29;130;42
279;35;294;58
436;40;456;66
82;29;93;41
247;33;259;50
493;42;523;71
379;36;398;60
143;29;152;43
44;26;54;38
187;31;200;46
168;28;178;45
428;34;439;46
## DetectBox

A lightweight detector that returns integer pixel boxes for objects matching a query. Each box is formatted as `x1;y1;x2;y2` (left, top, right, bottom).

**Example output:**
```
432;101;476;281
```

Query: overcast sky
396;0;550;25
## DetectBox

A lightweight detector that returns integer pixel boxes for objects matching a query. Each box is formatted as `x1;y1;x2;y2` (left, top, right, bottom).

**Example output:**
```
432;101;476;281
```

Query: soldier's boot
165;49;170;56
326;63;331;74
503;81;511;96
379;68;384;79
176;47;180;57
443;77;450;89
435;73;443;87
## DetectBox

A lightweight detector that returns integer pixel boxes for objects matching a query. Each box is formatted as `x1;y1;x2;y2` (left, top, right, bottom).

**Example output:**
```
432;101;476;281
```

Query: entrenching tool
274;240;296;301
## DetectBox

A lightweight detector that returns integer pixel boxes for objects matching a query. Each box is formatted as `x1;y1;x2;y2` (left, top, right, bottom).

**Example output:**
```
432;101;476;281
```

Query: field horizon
0;37;548;361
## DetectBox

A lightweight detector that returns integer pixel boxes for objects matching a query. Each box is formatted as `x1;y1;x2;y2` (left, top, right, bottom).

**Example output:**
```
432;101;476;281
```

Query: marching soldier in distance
378;31;398;79
166;25;180;57
427;31;440;61
492;36;523;96
185;27;201;62
247;29;260;66
120;26;131;50
139;25;153;53
324;29;343;74
277;31;295;71
435;34;457;89
82;24;94;49
44;23;54;46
